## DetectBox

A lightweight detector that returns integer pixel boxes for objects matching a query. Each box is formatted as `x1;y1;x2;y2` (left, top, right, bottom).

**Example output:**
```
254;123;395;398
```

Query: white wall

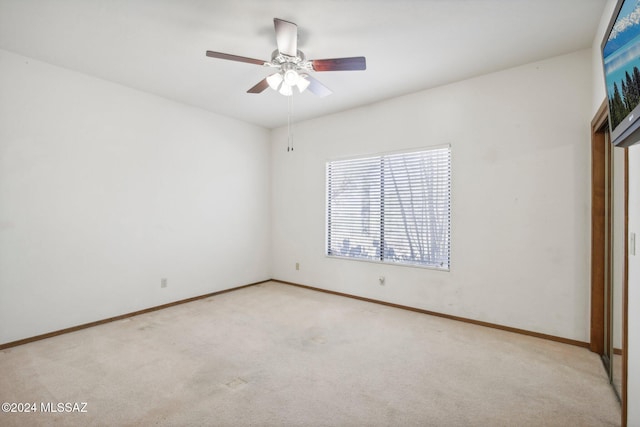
271;49;593;342
0;49;271;344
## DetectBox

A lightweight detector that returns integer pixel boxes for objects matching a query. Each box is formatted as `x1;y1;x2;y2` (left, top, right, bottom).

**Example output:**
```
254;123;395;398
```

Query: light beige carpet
0;281;620;426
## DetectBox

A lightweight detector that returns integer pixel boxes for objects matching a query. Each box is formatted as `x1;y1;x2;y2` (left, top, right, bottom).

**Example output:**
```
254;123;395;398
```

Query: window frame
325;145;451;271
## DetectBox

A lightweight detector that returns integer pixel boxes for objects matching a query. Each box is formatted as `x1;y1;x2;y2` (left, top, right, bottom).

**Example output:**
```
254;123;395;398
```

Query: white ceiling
0;0;607;129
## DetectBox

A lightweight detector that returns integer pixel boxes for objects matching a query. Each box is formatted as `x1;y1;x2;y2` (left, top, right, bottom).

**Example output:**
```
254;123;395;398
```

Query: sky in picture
604;0;640;96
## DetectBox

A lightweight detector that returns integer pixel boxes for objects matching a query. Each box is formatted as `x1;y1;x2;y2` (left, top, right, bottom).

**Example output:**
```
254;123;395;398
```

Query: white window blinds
327;146;451;269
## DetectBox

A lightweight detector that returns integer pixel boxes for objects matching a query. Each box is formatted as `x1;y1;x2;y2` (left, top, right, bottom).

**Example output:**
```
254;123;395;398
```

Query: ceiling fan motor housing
270;49;311;71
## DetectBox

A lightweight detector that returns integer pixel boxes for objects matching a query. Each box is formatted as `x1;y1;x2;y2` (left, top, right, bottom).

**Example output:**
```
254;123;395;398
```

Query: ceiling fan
205;18;366;97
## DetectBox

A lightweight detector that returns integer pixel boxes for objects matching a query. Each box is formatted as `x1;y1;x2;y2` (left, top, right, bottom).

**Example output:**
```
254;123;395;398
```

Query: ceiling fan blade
206;51;267;66
247;78;270;94
304;74;332;98
311;57;366;71
274;18;298;57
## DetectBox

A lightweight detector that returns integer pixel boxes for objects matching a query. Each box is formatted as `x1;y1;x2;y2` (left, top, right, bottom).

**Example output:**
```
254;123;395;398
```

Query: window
326;146;451;269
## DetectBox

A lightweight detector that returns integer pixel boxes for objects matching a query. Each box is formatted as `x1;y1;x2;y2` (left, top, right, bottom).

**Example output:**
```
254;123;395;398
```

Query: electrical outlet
295;262;300;271
631;232;636;256
161;278;167;288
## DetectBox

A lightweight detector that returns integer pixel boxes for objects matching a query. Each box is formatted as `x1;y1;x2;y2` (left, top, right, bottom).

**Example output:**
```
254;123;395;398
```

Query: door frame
590;99;628;425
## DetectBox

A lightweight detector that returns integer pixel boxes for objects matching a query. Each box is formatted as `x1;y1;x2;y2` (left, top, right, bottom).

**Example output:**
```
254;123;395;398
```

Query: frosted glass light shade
279;83;293;96
267;72;284;90
283;69;299;86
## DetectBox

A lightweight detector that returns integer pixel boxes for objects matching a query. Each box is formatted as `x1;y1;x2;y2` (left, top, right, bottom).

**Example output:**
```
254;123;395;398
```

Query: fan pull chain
287;94;294;152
